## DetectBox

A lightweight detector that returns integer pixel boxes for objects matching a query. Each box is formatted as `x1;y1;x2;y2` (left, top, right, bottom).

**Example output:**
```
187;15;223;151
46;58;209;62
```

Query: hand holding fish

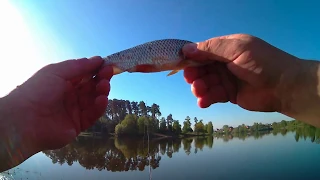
181;34;320;128
99;33;320;127
0;57;113;172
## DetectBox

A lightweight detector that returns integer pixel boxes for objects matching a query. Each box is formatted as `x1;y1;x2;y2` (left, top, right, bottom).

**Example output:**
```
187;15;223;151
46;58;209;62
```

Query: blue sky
2;0;319;128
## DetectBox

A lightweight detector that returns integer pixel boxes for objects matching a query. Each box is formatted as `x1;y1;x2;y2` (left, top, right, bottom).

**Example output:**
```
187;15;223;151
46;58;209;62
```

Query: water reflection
216;130;273;142
214;125;320;144
42;125;320;172
293;125;320;143
42;136;214;172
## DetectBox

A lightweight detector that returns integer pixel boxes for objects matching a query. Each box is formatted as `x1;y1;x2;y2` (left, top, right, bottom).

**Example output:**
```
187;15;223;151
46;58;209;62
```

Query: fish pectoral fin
113;66;125;75
167;69;180;76
167;59;192;76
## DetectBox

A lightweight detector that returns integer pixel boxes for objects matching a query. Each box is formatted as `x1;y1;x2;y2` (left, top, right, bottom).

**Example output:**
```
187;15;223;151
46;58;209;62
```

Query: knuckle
205;38;222;52
66;58;89;72
40;63;56;73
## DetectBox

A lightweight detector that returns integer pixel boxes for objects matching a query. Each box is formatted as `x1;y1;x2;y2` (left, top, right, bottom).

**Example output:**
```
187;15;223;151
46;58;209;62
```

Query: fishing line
146;100;152;180
147;120;152;180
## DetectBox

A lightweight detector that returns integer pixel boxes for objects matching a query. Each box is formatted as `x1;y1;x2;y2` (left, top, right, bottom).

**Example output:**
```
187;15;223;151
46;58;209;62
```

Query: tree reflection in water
42;136;214;172
42;126;320;172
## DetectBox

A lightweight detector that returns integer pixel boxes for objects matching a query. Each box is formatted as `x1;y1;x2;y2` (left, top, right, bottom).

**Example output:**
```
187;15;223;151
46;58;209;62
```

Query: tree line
86;98;318;138
86;98;213;137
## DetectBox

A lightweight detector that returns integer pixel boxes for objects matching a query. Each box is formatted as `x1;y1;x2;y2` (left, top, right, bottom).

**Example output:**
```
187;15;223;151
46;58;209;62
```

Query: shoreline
78;131;211;140
78;129;279;140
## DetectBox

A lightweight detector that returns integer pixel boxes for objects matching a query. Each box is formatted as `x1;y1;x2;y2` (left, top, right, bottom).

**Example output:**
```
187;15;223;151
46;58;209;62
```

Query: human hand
182;34;300;113
5;56;113;151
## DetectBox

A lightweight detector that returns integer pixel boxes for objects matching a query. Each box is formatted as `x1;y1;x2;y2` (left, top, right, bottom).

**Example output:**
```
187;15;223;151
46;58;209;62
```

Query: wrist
276;57;320;127
0;90;39;172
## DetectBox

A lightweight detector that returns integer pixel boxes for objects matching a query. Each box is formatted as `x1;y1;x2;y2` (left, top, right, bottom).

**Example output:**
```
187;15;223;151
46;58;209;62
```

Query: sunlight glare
0;0;47;97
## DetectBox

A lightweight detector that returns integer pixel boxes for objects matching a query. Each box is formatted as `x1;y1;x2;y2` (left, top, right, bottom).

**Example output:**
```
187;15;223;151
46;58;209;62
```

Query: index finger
183;63;217;84
45;56;104;80
183;66;205;84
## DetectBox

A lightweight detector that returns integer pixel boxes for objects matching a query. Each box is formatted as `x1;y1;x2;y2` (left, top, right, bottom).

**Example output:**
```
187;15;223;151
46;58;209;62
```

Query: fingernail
89;56;103;64
184;43;198;54
90;56;102;60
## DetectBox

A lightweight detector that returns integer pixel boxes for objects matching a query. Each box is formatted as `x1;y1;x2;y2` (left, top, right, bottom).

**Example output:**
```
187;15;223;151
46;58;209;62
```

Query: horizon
0;0;319;128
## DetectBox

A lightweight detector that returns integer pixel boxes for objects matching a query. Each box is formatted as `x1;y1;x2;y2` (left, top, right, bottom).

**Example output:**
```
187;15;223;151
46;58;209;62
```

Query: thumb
182;37;242;63
45;56;103;80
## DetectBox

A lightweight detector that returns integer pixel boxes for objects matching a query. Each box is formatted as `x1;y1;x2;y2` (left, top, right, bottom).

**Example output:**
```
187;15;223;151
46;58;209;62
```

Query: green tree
194;120;205;134
182;116;192;133
280;120;287;127
115;114;138;136
252;122;258;131
131;101;139;116
139;101;148;117
172;120;181;134
115;124;124;136
272;122;279;129
138;116;147;134
223;125;229;133
147;116;158;133
150;103;161;119
239;124;248;133
233;127;239;133
159;117;167;132
194;117;198;124
166;114;173;131
207;121;214;135
204;124;208;133
125;100;132;115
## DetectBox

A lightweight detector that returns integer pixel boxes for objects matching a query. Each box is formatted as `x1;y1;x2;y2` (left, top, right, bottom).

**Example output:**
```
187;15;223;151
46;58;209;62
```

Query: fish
102;39;203;76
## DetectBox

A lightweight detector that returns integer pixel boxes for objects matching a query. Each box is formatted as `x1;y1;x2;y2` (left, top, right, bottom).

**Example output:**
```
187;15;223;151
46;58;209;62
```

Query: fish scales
102;39;194;75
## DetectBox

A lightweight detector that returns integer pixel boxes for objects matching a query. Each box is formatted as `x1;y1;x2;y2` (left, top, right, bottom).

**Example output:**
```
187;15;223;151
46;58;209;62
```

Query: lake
2;129;320;180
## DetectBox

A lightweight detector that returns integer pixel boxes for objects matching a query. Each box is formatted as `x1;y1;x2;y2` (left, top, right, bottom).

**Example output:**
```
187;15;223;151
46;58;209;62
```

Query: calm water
3;130;320;180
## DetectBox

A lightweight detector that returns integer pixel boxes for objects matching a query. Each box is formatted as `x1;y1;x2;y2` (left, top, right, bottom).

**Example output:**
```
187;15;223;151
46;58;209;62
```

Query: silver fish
102;39;201;76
